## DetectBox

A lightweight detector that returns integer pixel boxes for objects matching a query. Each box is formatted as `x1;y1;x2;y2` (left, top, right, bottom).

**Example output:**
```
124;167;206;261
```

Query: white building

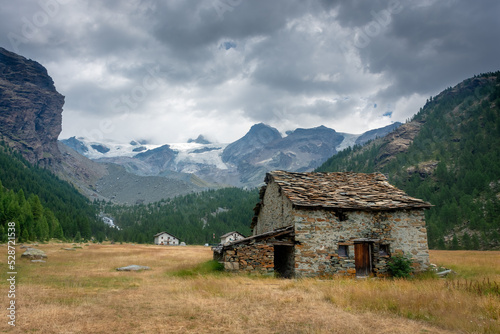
220;231;245;245
154;232;180;246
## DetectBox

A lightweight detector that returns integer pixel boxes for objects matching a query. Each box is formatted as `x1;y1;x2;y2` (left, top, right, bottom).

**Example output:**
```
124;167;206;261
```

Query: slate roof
265;171;432;210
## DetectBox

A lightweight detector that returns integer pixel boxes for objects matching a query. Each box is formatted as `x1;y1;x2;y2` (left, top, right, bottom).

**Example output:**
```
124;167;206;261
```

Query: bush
388;253;413;278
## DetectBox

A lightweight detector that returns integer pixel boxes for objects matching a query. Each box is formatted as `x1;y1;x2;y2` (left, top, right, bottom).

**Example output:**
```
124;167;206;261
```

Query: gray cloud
0;0;499;143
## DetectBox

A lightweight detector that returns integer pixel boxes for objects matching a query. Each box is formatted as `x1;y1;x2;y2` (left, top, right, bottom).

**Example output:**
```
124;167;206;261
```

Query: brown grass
0;245;498;333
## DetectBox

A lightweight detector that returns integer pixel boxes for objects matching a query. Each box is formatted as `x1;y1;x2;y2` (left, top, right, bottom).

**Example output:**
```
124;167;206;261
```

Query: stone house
220;231;246;245
154;232;180;246
217;171;432;278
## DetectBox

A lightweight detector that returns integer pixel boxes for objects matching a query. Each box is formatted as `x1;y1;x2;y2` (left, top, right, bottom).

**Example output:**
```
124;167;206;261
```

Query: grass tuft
169;260;225;277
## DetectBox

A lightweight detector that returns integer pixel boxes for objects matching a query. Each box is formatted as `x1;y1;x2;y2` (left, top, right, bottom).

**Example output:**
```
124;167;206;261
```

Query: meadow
0;243;498;333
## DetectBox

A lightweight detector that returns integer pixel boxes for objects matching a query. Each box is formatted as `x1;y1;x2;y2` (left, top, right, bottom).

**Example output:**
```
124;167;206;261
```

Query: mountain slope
0;47;64;166
99;187;259;244
317;71;500;249
0;144;102;240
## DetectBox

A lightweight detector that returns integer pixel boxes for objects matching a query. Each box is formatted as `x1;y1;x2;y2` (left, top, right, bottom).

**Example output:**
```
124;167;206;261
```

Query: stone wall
253;180;294;235
293;208;430;277
223;242;275;274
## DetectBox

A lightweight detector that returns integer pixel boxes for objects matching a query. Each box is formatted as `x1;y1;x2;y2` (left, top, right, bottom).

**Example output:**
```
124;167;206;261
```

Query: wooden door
354;242;372;277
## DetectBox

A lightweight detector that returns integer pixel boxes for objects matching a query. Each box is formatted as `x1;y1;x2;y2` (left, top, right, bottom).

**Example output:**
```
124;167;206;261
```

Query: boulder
116;265;151;271
21;248;47;259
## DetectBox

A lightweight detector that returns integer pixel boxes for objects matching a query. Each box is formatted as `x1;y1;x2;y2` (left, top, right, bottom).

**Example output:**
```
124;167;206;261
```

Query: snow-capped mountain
60;122;401;189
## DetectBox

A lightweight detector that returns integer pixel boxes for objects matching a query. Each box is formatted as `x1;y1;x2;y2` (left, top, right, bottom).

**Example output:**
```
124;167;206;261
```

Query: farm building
220;231;246;245
216;171;432;278
154;232;180;246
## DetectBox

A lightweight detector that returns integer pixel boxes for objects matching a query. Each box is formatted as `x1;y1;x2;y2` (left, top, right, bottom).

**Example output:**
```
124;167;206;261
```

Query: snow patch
170;142;229;171
336;133;360;152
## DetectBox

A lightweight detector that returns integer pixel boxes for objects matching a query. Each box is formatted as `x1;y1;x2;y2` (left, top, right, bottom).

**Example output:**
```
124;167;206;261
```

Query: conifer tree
74;231;82;243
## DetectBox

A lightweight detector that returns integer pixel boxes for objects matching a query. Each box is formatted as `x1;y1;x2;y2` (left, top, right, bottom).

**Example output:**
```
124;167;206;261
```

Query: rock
188;134;211;144
436;269;456;277
21;248;47;259
406;160;439;178
375;122;423;167
116;265;151;271
31;259;46;263
0;47;64;166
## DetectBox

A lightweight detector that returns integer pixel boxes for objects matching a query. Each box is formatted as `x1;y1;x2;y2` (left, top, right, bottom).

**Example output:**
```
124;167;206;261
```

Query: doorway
274;245;295;278
354;242;372;277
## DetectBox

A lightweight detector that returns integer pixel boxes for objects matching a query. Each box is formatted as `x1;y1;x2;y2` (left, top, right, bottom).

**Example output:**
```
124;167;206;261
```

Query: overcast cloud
1;0;499;144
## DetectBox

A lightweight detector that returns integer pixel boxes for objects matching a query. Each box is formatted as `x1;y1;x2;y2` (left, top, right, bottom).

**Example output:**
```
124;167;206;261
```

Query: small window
336;211;348;221
338;245;349;257
379;244;390;256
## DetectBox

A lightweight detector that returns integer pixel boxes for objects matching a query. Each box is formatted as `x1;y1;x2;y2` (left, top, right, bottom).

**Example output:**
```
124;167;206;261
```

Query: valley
1;47;499;251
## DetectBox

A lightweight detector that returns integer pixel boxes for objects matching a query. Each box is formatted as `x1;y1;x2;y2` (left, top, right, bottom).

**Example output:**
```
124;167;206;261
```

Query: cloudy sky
1;0;499;144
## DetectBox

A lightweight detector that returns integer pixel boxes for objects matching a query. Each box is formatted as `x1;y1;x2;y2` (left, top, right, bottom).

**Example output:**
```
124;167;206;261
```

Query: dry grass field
0;243;498;333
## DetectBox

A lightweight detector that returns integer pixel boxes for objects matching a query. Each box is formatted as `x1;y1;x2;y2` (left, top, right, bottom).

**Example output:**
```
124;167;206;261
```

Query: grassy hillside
317;71;500;250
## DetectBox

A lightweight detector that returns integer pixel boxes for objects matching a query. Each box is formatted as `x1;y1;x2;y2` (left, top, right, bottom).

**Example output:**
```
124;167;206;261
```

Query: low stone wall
223;242;275;274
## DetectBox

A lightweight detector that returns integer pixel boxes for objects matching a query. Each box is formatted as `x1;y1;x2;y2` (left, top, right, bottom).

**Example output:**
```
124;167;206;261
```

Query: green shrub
388;253;413;278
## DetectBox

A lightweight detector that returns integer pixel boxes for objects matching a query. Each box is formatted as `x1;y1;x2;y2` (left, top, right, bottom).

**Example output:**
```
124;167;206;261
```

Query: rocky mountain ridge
61;122;401;189
0;47;64;167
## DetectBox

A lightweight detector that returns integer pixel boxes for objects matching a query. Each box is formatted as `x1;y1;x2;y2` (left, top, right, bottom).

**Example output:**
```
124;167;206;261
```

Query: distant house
220;231;246;245
154;232;179;246
216;171;431;278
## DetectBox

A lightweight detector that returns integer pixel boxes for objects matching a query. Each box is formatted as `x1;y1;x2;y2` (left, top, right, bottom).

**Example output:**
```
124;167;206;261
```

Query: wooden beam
269;241;295;246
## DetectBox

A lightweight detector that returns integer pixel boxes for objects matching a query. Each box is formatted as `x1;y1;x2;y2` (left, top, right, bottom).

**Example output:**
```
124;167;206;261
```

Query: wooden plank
269;241;295;246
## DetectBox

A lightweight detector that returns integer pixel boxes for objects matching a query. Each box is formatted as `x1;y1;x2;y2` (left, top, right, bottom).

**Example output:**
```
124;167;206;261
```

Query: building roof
153;231;179;239
220;231;245;238
265;171;432;210
215;226;294;252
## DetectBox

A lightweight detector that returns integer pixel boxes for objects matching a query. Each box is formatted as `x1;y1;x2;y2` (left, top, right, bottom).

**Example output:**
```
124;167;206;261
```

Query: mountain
188;135;211;144
62;122;402;191
0;47;64;166
222;123;283;165
317;71;500;250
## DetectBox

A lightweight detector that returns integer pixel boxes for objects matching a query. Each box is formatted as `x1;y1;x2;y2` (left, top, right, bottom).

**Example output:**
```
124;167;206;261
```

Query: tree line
0;143;102;242
97;187;259;244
